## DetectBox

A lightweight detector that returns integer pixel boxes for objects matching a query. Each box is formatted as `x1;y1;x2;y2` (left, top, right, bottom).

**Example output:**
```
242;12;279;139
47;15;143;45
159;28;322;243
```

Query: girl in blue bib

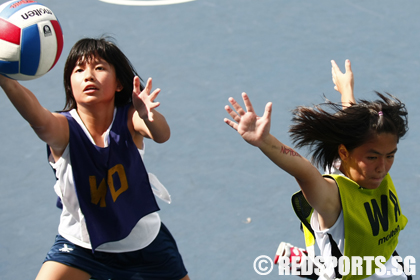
0;37;189;280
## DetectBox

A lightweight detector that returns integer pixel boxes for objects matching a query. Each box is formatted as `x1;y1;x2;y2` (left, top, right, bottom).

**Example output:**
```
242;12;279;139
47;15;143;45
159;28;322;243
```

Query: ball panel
0;0;39;20
0;39;20;61
50;19;63;70
36;20;56;76
20;23;40;75
0;60;19;74
5;72;43;80
0;17;21;45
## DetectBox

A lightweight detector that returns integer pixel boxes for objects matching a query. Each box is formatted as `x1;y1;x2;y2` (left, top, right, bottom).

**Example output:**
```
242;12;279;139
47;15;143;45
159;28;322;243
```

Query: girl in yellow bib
224;60;410;280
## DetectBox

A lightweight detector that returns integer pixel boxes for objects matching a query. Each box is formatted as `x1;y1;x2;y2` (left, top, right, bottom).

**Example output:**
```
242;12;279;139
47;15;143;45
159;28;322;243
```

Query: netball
0;0;63;80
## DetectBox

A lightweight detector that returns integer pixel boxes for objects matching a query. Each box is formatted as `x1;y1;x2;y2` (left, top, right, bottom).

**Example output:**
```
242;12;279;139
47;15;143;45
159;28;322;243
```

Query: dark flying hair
63;36;143;110
289;92;408;172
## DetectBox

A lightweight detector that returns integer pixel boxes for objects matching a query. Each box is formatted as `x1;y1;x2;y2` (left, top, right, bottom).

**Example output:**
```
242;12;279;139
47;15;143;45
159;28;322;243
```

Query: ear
116;81;123;92
338;144;349;161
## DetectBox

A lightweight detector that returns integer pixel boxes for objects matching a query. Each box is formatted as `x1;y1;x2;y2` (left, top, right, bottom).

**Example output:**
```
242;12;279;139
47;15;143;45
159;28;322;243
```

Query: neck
76;103;115;147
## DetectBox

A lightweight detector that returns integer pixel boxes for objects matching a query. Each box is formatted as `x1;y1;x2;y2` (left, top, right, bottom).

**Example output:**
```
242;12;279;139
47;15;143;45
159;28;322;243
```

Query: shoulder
310;176;342;230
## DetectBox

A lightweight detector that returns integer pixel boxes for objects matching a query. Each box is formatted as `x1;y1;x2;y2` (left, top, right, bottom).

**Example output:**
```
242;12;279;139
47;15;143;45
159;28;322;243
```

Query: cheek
351;160;370;177
360;161;374;173
70;75;78;89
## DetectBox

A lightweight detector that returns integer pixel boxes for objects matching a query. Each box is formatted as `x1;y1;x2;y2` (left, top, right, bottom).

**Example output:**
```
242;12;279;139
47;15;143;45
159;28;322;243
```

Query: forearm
258;134;319;183
141;109;170;143
258;134;337;214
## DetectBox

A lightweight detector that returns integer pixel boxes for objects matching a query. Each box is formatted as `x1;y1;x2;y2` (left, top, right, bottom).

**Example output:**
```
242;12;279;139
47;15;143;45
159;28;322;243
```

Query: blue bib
60;105;159;251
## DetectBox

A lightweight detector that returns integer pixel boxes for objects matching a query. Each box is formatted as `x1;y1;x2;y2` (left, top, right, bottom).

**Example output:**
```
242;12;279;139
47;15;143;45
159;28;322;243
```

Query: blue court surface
0;0;419;279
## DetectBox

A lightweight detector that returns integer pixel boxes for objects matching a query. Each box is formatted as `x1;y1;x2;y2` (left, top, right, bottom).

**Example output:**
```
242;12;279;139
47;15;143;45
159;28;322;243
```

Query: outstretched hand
331;59;353;93
224;92;272;147
132;77;160;122
331;59;355;106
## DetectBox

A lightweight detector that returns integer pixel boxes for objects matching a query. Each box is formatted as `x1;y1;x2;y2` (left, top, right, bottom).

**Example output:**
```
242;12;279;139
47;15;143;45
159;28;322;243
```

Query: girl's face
70;56;122;107
339;133;398;189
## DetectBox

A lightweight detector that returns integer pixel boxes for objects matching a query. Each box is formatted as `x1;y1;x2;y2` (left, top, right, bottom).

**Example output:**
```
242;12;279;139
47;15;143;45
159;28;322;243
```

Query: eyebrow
76;55;106;66
367;148;398;155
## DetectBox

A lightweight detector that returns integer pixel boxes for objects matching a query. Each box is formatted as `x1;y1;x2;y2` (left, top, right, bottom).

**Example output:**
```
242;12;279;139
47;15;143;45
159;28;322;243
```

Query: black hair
289;92;408;172
63;36;143;110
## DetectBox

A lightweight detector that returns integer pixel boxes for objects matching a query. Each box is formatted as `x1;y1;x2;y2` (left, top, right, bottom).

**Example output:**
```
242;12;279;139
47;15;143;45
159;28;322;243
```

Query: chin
364;181;382;190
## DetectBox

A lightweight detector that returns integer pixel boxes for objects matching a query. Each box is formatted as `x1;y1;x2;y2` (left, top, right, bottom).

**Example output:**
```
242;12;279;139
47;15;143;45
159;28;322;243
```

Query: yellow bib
292;173;407;280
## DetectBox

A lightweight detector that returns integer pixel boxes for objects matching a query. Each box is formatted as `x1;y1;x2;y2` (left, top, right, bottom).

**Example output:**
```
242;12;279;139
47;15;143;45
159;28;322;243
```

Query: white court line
98;0;195;6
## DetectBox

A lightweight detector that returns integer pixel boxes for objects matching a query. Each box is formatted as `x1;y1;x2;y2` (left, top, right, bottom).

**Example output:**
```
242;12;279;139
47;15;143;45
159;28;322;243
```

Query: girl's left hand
331;60;354;94
132;77;160;122
331;59;355;107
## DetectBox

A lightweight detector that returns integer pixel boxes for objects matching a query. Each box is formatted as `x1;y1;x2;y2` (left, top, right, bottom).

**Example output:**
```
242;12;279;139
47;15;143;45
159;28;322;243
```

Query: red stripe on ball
0;18;21;45
49;20;63;70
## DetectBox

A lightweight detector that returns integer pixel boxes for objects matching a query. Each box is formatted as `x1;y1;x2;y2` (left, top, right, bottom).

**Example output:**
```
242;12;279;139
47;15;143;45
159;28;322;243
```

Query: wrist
0;74;11;87
0;75;17;90
258;134;275;150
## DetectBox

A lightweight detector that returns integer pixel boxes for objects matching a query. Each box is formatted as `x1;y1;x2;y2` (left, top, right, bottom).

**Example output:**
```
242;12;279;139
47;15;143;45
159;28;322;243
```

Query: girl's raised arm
130;77;170;144
224;93;341;228
0;75;69;157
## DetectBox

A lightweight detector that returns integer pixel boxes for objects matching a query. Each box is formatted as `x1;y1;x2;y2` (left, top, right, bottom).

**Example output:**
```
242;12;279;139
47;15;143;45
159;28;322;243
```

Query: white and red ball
0;0;63;80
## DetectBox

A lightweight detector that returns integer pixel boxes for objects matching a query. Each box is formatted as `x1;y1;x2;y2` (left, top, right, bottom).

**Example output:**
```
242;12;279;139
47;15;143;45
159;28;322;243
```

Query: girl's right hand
224;92;272;147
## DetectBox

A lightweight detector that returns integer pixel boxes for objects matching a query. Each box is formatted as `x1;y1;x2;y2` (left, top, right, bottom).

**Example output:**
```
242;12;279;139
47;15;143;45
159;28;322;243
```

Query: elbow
154;127;170;144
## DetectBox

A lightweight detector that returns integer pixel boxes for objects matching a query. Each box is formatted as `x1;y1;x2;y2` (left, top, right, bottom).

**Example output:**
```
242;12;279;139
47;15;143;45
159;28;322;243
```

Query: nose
84;67;94;81
375;157;386;174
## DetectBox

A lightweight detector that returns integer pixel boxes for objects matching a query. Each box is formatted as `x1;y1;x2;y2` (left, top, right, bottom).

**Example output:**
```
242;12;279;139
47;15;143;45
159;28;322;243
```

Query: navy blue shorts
44;223;188;280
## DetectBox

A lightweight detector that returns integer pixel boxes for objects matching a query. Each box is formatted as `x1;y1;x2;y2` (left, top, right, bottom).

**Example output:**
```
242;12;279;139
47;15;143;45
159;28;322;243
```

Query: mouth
83;85;98;93
371;176;385;183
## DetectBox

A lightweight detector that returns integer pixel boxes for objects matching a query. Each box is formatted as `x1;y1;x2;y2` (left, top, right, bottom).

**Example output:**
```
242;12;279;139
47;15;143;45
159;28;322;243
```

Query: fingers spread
331;60;342;75
145;77;152;89
345;59;352;73
262;102;272;120
148;111;155;122
265;101;272;113
225;104;241;123
149;88;161;101
224;118;238;131
133;76;141;94
241;92;255;113
228;97;246;116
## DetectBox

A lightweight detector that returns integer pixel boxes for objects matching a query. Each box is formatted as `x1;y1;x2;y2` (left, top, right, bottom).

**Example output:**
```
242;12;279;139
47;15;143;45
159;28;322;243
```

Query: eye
367;156;377;160
74;68;84;73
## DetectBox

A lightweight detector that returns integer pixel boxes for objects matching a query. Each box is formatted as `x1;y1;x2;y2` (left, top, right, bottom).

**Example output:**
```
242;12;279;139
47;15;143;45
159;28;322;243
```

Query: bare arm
130;77;170;144
224;93;341;227
0;75;69;157
331;59;355;108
